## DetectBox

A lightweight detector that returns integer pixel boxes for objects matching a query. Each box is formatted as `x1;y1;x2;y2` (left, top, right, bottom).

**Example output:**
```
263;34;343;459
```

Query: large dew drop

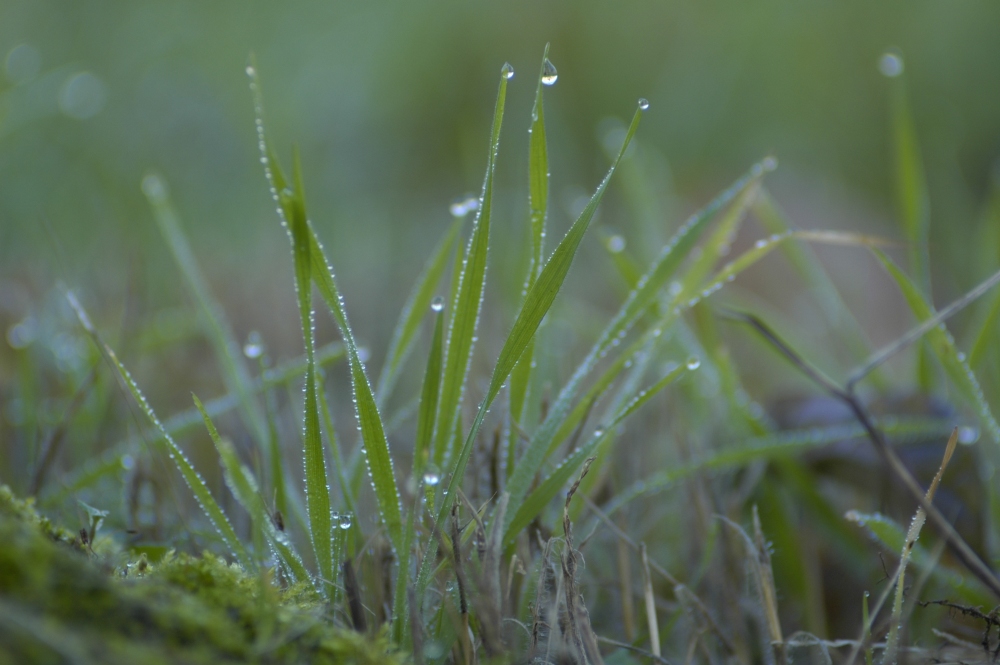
431;296;445;313
879;51;904;78
686;356;701;370
501;62;514;80
450;195;480;217
638;98;650;111
243;330;264;359
541;58;558;86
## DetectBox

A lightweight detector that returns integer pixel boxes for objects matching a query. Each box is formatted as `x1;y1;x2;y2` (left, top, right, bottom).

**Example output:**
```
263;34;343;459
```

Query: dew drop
762;156;778;172
607;235;626;254
339;513;353;530
879;51;904;78
541;58;558;86
243;330;264;359
245;64;256;77
423;464;441;486
593;427;605;438
637;98;650;111
431;296;445;313
686;356;701;370
501;62;514;80
6;317;36;349
754;238;769;249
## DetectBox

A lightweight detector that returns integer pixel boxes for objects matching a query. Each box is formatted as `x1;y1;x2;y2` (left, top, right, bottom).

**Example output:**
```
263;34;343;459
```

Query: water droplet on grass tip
541;58;558;86
245;65;256;77
243;331;264;359
686;356;701;370
501;63;514;80
431;296;445;312
638;98;650;111
607;235;626;253
762;156;778;171
879;51;904;78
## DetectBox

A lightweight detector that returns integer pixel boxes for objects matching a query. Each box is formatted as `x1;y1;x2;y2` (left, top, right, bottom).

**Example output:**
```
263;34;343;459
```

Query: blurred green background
2;0;1000;430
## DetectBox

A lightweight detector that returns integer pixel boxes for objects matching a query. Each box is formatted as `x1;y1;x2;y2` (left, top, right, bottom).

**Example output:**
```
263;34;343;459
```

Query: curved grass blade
66;292;253;570
503;358;688;549
504;162;769;525
376;216;463;407
194;394;310;585
870;248;1000;443
282;150;335;590
249;64;404;555
142;174;269;452
432;65;511;467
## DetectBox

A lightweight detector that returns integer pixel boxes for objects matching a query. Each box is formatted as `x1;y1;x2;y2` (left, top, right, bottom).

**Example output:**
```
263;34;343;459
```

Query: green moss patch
0;486;402;665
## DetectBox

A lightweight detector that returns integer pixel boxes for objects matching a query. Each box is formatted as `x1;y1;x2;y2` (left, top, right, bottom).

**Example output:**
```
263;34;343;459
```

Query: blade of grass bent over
432;65;511;468
250;64;404;555
504;161;770;527
66;292;253;570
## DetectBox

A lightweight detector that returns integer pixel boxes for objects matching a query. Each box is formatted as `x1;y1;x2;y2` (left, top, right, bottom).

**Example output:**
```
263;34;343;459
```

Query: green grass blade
282;149;335;590
376;217;463;407
142;174;269;451
504;162;769;524
250;64;404;555
432;65;511;467
871;248;1000;443
66;292;253;570
193;395;310;584
503;359;688;549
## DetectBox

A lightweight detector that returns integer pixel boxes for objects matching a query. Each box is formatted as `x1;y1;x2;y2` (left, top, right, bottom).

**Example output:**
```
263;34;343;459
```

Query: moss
0;486;404;665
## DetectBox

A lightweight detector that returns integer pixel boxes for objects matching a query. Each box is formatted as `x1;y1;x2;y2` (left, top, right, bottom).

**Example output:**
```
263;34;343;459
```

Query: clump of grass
8;45;1000;665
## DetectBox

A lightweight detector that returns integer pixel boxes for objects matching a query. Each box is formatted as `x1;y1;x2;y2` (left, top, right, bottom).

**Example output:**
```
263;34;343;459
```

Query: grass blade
376;217;463;407
142;174;269;451
432;64;511;467
869;248;1000;443
66;292;253;570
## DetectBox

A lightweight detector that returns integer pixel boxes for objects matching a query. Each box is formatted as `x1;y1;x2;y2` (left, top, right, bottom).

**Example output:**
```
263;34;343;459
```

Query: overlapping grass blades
448;102;644;529
66;292;253;571
283;149;335;591
194;395;310;585
503;161;768;529
431;66;510;468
